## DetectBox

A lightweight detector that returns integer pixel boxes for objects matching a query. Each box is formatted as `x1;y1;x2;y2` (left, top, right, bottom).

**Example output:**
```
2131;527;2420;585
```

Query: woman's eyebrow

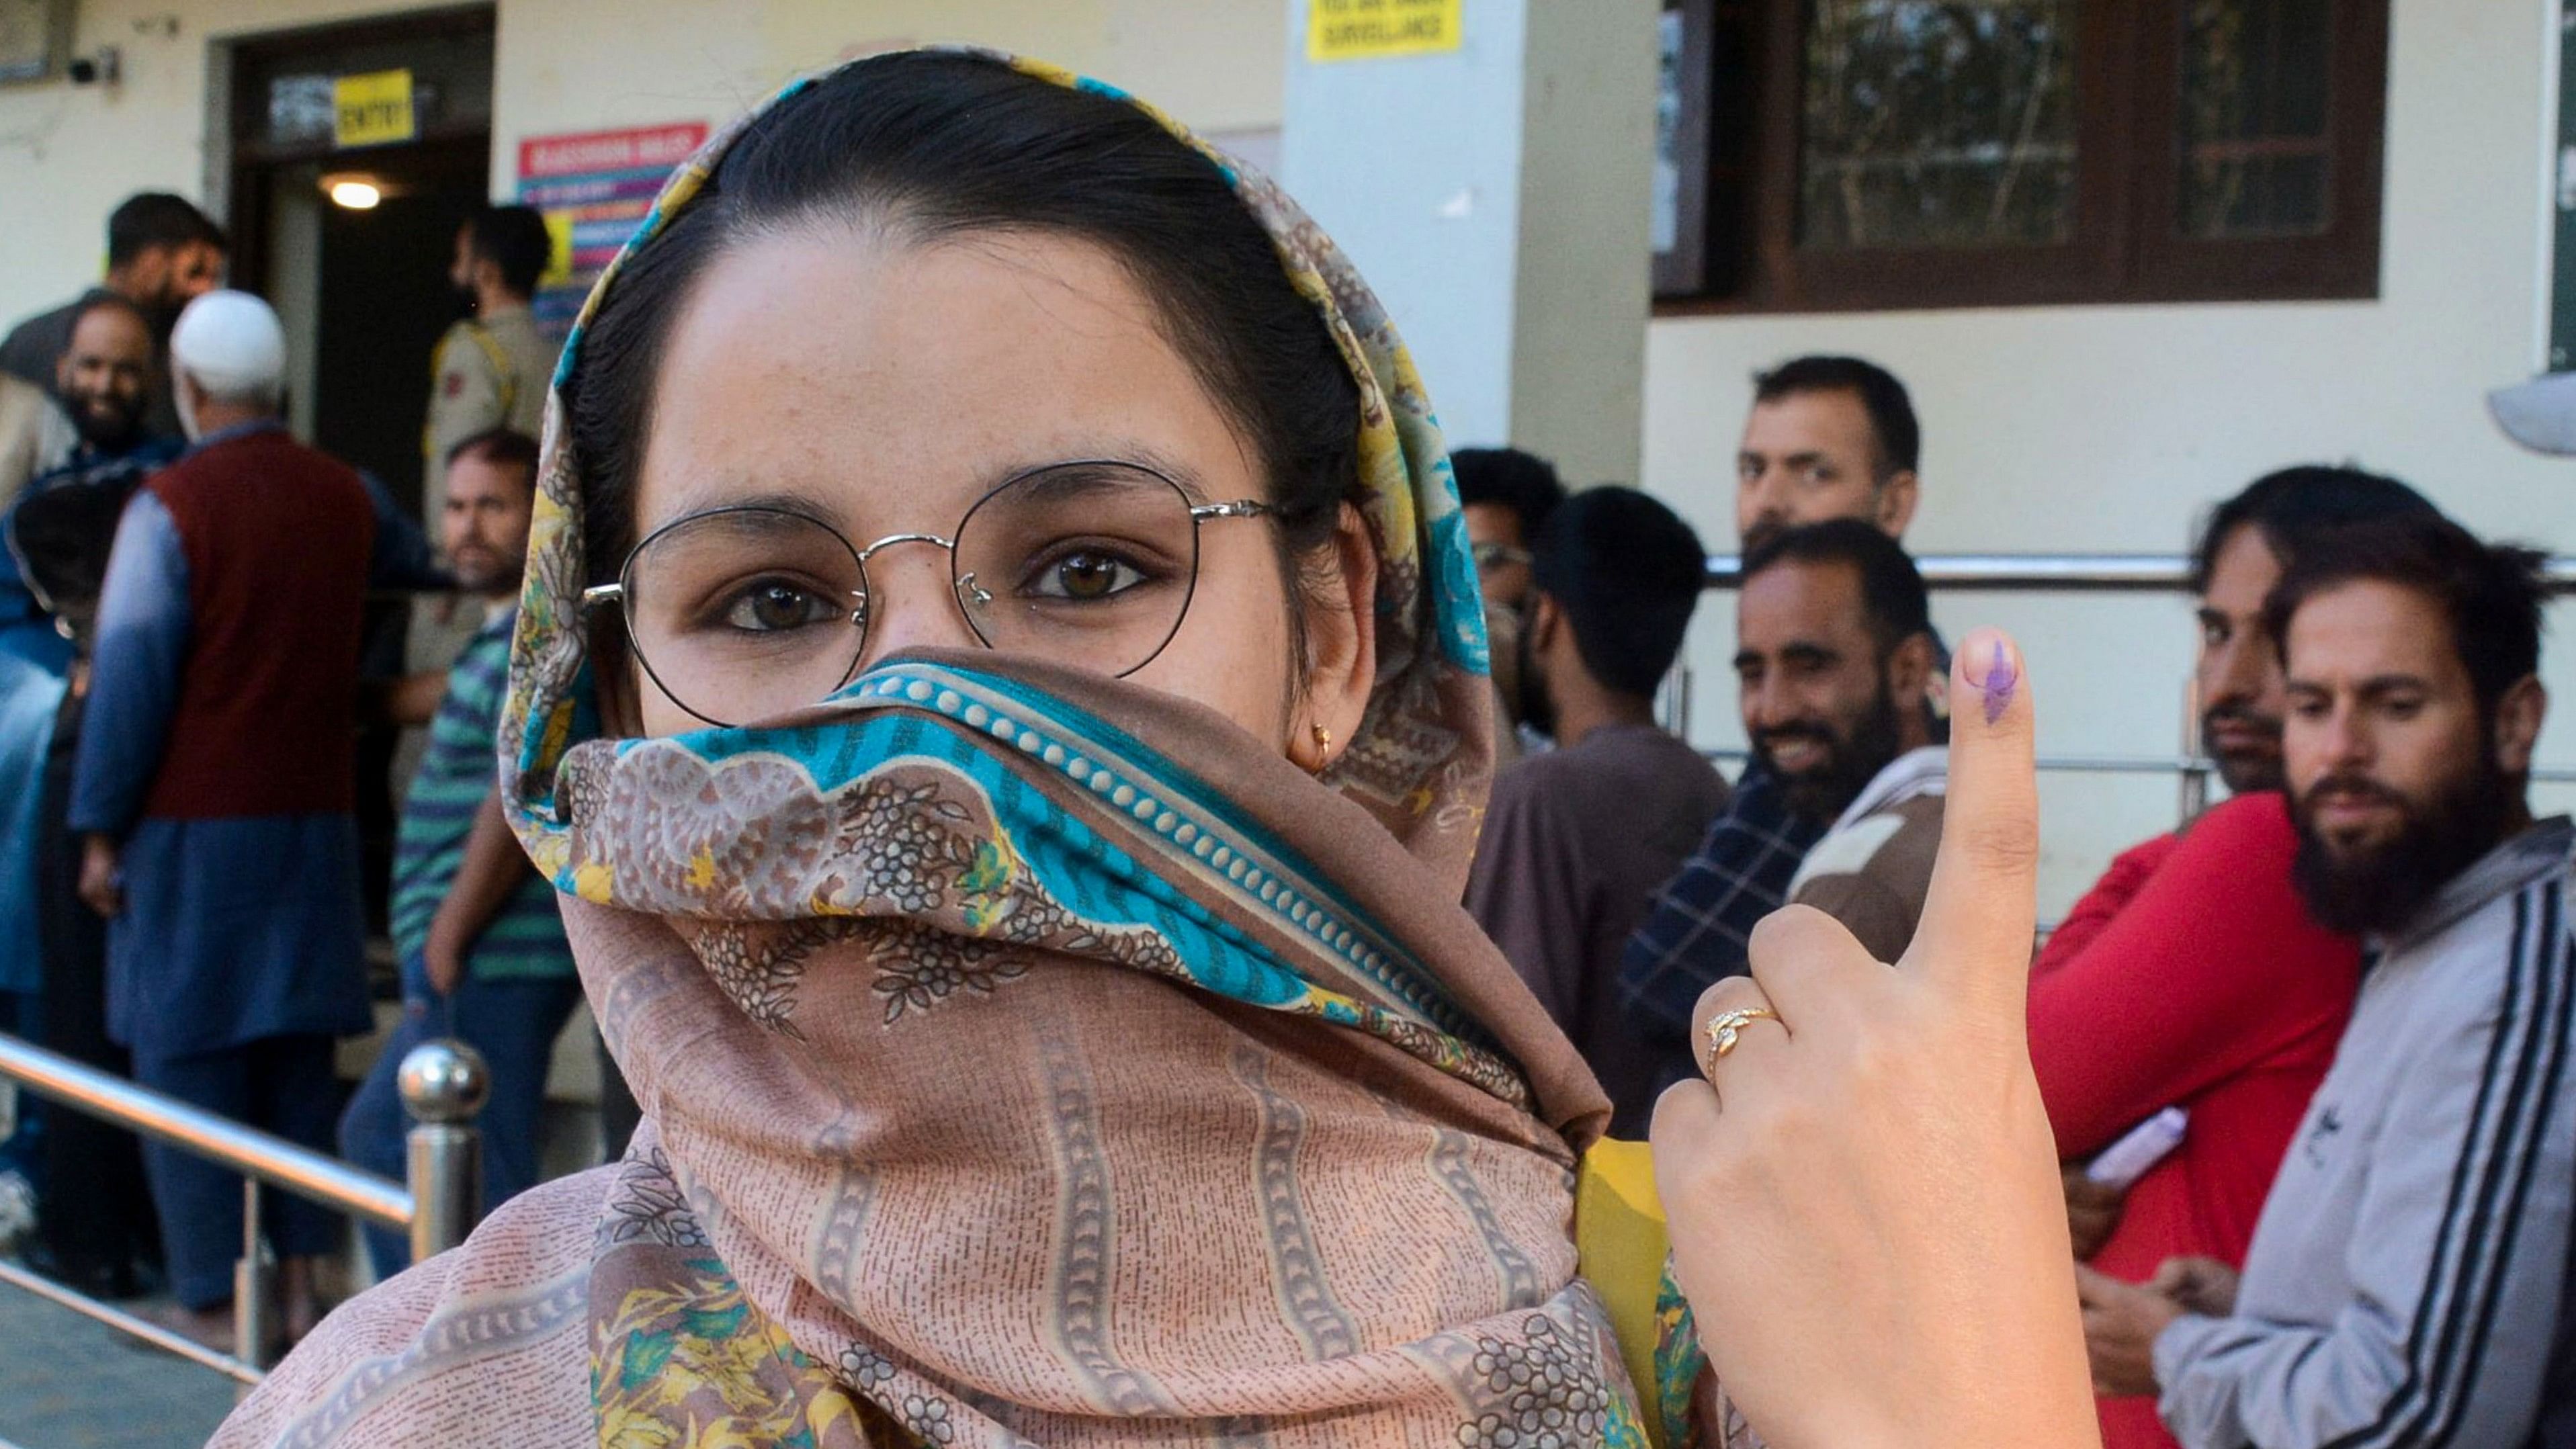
985;443;1220;502
643;485;848;534
646;442;1226;533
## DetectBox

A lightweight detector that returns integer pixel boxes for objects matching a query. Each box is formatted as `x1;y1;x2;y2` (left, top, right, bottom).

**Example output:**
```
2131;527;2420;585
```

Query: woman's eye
719;579;839;632
1030;548;1148;601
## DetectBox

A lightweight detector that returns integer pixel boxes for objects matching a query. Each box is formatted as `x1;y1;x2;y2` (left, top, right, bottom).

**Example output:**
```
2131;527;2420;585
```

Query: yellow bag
1576;1137;1672;1448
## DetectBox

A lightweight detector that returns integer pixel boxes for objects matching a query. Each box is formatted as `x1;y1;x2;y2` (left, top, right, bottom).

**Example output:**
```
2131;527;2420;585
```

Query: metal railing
0;1033;487;1388
1701;552;2576;591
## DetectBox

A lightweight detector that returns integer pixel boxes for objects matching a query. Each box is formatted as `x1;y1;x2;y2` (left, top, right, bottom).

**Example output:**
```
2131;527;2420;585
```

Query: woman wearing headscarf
218;48;2096;1449
220;48;1635;1447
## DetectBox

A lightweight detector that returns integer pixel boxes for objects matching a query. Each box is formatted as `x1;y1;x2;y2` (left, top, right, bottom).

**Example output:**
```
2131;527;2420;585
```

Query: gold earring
1303;723;1334;774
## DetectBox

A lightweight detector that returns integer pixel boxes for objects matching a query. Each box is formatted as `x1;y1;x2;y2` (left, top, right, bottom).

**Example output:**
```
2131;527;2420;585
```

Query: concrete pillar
1279;0;1658;486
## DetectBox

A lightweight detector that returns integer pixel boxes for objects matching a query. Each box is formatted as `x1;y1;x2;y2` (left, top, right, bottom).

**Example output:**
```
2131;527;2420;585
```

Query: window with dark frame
1652;0;2387;312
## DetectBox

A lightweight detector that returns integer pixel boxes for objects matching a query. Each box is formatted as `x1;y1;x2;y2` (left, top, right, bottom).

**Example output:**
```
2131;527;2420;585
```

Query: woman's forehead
630;226;1255;535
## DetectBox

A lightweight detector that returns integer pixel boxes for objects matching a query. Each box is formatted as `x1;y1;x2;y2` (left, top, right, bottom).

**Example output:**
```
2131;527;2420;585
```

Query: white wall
0;0;1287;328
1281;0;1655;487
495;0;1287;205
0;0;392;327
1640;0;2576;914
1281;0;1533;465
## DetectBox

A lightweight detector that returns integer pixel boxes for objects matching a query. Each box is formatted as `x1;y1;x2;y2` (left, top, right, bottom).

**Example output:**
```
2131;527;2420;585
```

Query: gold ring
1702;1006;1780;1070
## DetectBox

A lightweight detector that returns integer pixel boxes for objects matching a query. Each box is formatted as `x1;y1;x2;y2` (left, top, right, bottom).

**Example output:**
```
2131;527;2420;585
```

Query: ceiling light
327;179;382;210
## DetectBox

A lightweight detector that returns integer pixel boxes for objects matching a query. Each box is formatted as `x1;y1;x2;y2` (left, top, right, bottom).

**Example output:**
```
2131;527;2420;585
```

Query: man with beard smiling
0;294;183;1260
2076;514;2576;1449
0;193;226;441
0;296;175;506
45;296;167;464
1740;519;1946;960
2026;467;2436;1449
1604;519;1940;1127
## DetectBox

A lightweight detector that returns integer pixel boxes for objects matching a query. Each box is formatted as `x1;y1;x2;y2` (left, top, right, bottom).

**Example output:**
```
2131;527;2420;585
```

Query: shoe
0;1170;36;1257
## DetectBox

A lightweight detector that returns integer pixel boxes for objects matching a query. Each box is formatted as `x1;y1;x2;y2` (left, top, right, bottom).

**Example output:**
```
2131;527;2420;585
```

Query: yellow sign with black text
333;69;417;149
1307;0;1462;62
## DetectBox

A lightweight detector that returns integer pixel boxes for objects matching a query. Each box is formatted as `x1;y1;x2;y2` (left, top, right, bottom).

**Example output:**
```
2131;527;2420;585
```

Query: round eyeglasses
581;460;1278;728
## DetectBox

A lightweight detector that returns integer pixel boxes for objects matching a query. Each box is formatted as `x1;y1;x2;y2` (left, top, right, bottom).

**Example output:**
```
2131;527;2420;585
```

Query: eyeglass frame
578;459;1280;728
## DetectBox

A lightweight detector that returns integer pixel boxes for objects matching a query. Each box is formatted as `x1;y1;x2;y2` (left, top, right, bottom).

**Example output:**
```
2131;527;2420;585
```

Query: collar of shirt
65;430;183;471
2376;814;2576;953
1829;744;1949;835
179;417;288;458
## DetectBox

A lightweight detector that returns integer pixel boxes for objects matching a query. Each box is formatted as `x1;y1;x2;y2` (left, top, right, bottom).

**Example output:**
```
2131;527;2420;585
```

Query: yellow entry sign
333;69;417;149
1307;0;1463;62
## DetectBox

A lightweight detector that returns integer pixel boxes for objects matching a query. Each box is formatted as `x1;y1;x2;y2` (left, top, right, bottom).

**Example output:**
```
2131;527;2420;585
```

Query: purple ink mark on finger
1979;651;2018;725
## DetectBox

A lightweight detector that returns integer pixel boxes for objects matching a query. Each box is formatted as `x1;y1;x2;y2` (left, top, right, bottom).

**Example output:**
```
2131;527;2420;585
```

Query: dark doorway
218;7;497;940
223;5;496;517
307;138;490;515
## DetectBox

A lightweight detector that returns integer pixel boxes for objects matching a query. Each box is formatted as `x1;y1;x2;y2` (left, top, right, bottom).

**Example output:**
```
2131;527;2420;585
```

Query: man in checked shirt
1610;355;1924;1134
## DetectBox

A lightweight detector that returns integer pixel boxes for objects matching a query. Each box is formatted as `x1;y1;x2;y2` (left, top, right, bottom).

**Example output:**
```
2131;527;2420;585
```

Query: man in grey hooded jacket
2076;511;2574;1448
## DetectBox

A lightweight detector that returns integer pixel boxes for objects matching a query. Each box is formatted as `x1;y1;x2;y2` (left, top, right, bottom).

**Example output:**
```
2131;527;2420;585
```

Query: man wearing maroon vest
69;290;374;1350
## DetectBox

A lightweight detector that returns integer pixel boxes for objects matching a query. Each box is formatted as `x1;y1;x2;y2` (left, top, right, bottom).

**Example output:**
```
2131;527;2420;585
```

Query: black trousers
34;685;161;1297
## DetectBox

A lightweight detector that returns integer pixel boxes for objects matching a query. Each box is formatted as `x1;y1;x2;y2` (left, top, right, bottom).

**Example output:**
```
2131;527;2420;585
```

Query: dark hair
105;193;226;271
1752;355;1919;478
1451;447;1566;543
445;427;542;487
1530;486;1706;697
2190;464;2440;594
2264;515;2547;719
1741;517;1931;654
464;205;556;298
565;52;1359;640
60;293;152;351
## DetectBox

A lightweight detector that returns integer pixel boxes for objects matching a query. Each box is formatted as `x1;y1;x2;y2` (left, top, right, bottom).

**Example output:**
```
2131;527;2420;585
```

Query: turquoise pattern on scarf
579;658;1503;1056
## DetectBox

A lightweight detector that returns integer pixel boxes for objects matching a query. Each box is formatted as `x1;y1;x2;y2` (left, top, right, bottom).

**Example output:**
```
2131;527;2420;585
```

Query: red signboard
517;122;710;182
516;120;712;340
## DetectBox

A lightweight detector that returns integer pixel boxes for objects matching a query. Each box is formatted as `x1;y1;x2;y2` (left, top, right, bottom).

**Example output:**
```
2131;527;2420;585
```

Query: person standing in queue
69;291;375;1352
339;429;578;1279
1617;357;1932;1131
424;205;559;527
0;294;181;1276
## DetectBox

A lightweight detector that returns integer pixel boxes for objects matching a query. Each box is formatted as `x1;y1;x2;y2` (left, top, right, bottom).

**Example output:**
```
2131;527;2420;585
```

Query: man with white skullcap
68;290;376;1350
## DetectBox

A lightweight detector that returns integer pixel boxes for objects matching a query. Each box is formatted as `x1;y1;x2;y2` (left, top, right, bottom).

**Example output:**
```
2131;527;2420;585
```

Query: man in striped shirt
337;429;577;1276
2076;514;2575;1447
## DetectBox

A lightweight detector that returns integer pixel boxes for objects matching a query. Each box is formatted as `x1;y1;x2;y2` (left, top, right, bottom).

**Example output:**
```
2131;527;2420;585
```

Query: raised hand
1649;629;2098;1448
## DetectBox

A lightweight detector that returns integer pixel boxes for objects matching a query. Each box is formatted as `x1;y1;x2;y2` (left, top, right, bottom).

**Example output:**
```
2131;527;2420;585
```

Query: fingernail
1966;630;2018;725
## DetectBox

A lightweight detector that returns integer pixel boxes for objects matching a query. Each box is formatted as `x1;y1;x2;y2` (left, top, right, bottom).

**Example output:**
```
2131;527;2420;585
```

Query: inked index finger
1897;627;2039;1009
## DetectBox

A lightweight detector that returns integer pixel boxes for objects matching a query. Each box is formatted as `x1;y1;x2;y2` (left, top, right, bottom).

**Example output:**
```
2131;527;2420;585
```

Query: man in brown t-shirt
1733;519;1945;966
1466;487;1728;1111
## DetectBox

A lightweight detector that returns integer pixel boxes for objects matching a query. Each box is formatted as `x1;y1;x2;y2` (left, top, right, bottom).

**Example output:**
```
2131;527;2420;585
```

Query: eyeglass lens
618;462;1207;726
